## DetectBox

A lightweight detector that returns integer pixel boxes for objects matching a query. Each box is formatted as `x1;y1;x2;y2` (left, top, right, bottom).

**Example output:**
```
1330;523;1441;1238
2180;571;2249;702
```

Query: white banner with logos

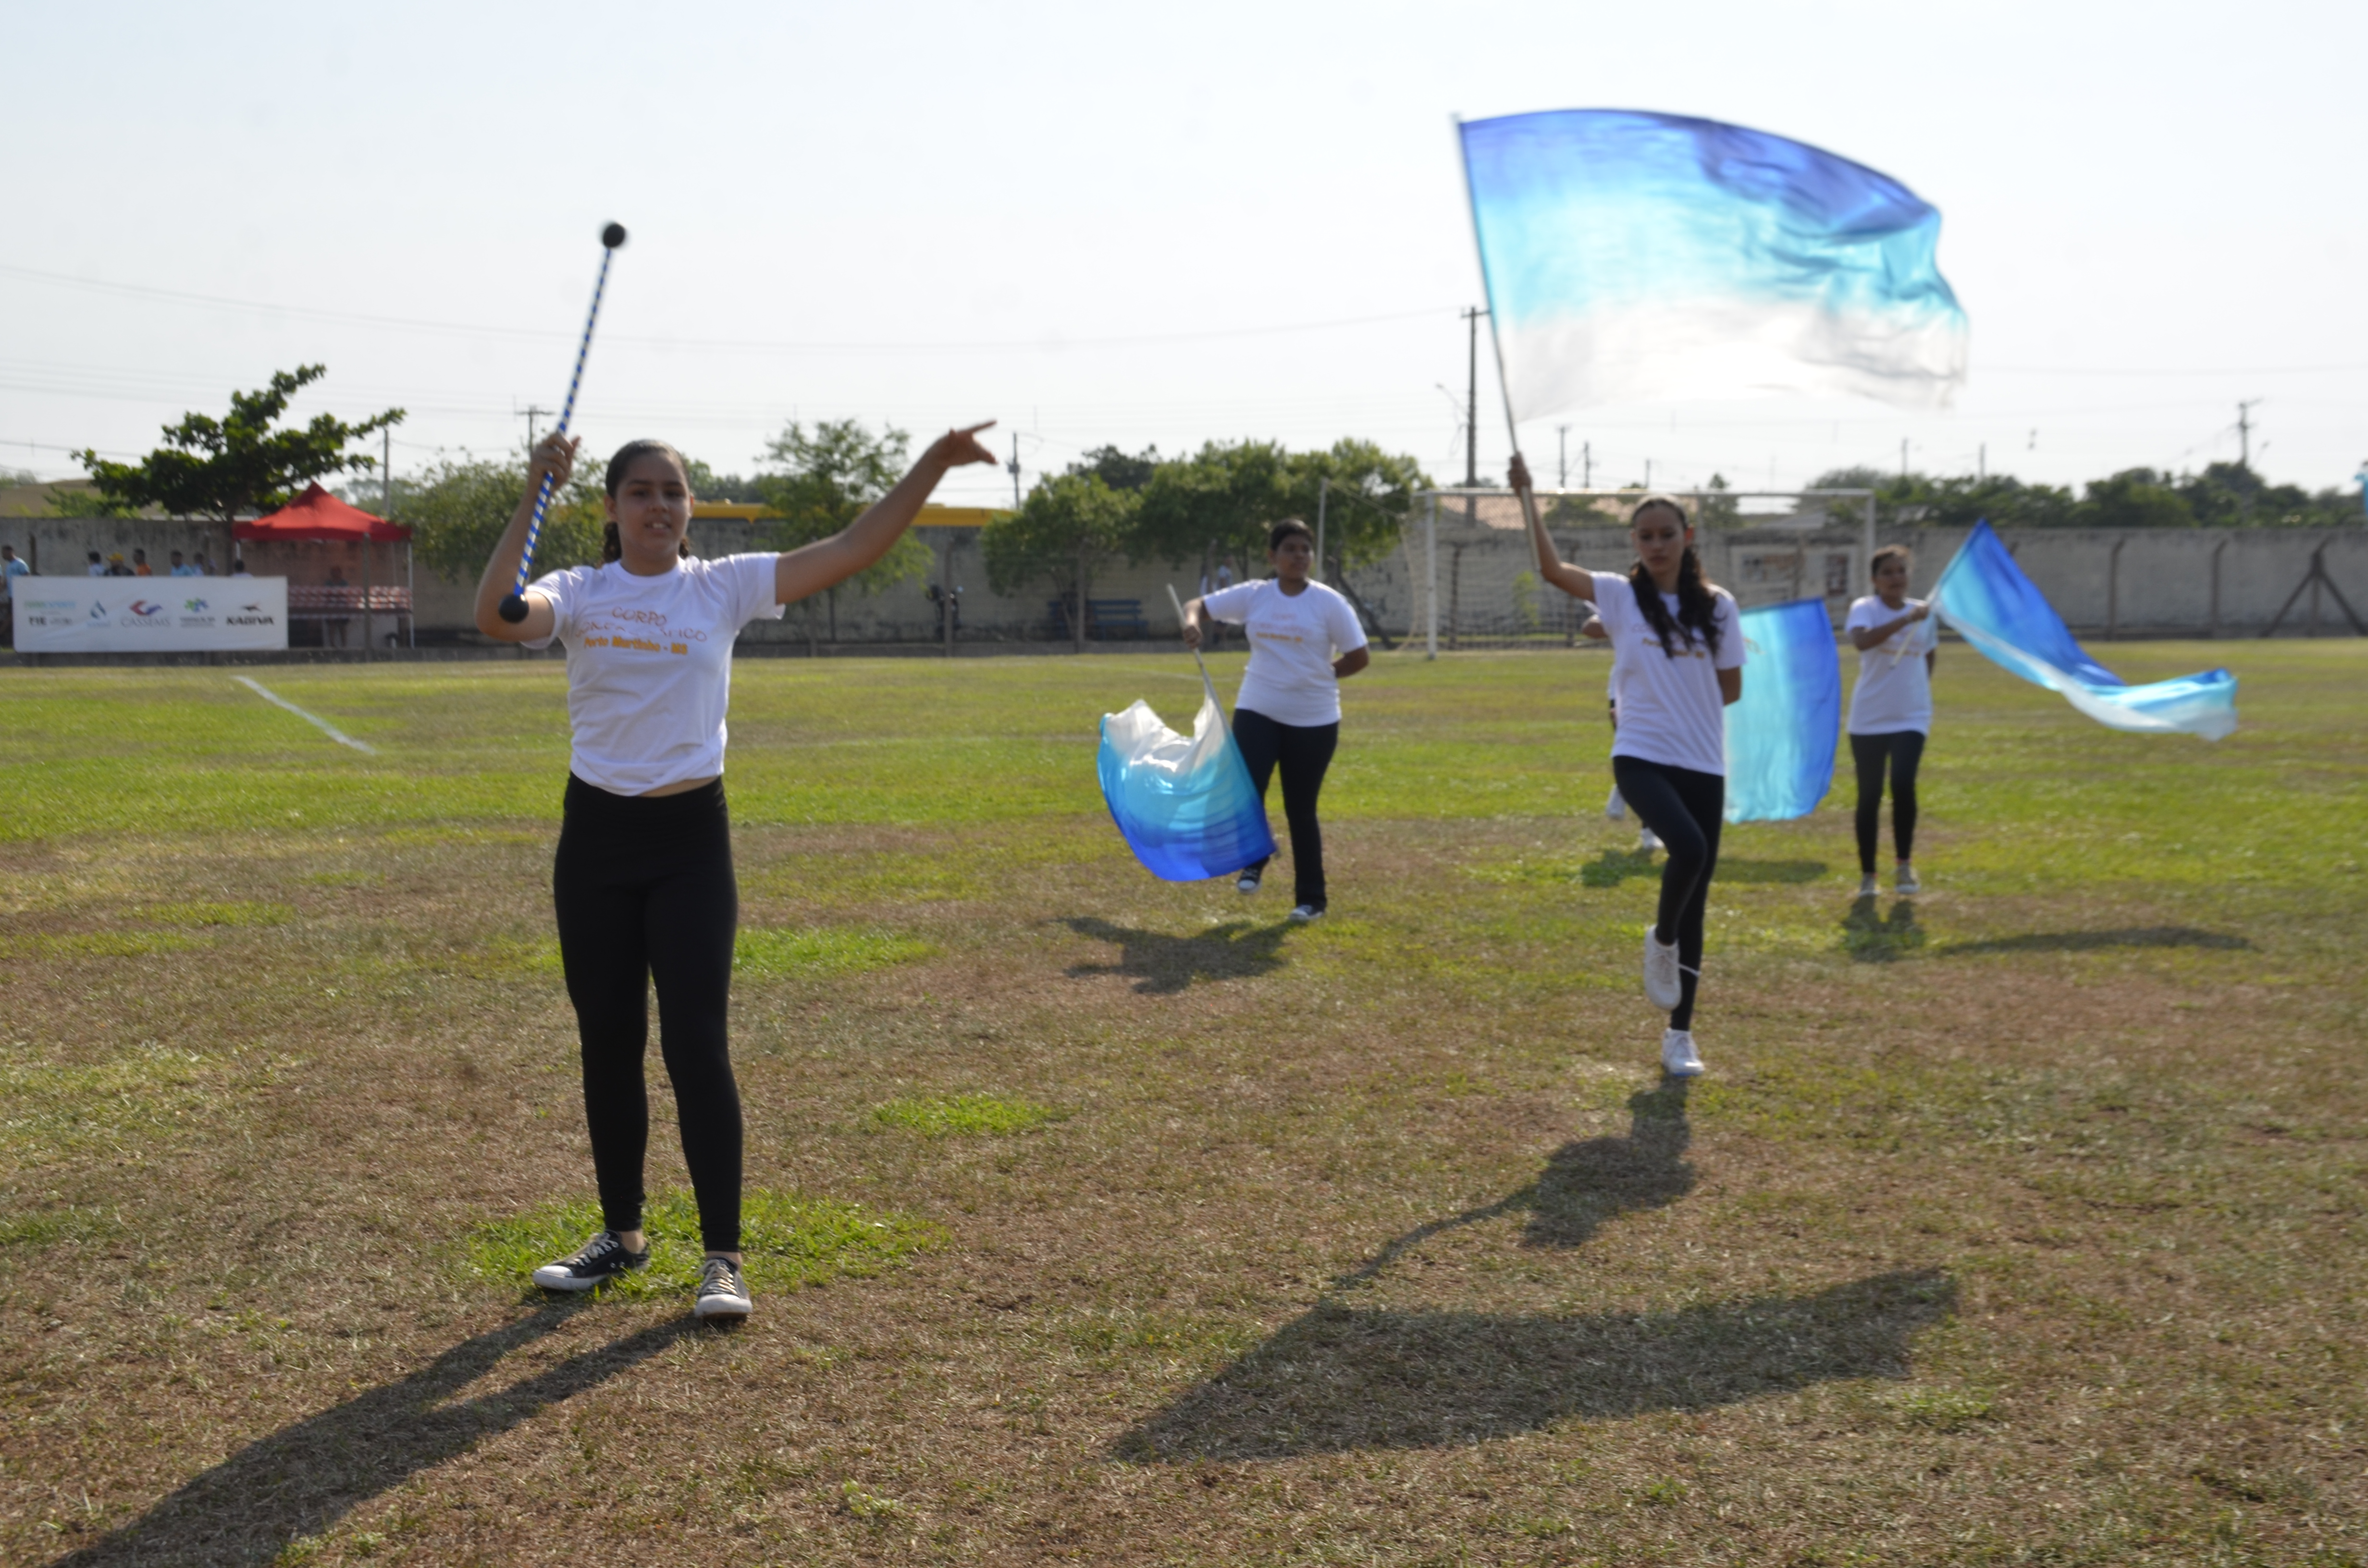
11;577;288;652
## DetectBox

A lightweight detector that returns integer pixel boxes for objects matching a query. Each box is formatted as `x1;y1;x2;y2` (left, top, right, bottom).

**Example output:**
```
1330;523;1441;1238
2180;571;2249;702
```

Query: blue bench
1047;597;1150;640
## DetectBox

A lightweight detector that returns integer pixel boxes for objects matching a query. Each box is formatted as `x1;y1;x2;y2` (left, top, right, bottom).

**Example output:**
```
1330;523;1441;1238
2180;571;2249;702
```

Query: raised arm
774;423;998;605
1508;453;1595;599
473;434;576;642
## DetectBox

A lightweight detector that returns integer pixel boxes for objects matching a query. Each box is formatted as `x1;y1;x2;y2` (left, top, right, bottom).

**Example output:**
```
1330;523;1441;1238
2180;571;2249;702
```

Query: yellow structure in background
690;502;1010;528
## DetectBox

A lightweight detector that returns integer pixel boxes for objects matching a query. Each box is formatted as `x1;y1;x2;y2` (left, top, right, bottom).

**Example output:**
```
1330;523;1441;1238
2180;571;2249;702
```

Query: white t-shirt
1587;571;1743;777
1202;578;1367;728
1846;594;1934;736
523;553;786;795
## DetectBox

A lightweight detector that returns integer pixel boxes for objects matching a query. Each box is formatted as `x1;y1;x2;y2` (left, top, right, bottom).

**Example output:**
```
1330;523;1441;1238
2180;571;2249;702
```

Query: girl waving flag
1513;458;1741;1077
474;424;996;1320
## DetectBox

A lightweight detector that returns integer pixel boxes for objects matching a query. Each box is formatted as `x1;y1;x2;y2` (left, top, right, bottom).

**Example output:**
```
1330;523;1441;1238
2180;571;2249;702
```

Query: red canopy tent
235;484;415;649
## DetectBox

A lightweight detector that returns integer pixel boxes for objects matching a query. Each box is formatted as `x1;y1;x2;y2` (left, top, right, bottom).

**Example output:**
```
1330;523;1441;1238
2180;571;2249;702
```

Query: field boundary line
232;676;378;755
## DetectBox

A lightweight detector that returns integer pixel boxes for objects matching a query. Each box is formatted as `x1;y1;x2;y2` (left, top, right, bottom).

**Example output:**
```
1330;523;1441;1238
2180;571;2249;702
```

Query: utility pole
383;429;393;516
1583;441;1591;488
518;403;554;451
1899;438;1909;478
2237;400;2262;469
1008;433;1022;508
1977;443;1986;482
1557;426;1570;488
1462;306;1485;488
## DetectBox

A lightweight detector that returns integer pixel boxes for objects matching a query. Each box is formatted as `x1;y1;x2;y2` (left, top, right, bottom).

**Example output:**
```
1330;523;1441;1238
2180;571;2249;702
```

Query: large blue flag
1458;110;1967;415
1724;597;1842;823
1098;682;1277;882
1935;521;2238;739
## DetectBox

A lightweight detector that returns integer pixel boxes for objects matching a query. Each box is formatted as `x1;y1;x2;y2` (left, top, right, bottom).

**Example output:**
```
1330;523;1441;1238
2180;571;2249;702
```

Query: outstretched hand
929;421;1000;470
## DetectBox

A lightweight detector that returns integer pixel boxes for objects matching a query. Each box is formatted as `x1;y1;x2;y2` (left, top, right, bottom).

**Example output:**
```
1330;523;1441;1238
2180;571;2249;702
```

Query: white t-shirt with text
524;553;786;795
1587;571;1743;777
1202;578;1367;728
1845;594;1934;736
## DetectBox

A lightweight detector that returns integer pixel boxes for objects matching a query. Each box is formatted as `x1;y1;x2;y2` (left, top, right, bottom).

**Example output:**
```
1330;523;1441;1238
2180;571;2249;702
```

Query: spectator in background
324;565;352;647
132;549;152;576
86;551;105;577
169;551;199;577
194;552;216;576
1;544;25;649
104;553;134;577
231;557;252;577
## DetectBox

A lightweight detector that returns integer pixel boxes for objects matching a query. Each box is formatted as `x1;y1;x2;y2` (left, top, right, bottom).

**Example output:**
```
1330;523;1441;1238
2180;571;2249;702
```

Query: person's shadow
1842;893;1926;962
1333;1079;1694;1287
1117;1080;1956;1460
49;1303;700;1568
1063;916;1292;994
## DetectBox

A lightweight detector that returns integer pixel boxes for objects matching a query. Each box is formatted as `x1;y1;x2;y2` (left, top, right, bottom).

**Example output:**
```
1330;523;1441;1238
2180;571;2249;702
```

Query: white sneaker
694;1256;752;1321
1895;864;1923;896
1287;904;1324;924
1637;826;1660;854
1642;928;1682;1010
1605;786;1627;821
1858;874;1879;899
1235;871;1260;895
1661;1028;1704;1077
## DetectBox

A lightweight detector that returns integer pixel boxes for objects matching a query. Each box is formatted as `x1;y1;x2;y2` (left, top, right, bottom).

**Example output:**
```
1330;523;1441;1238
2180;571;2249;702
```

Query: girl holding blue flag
1846;546;1935;899
1514;458;1740;1078
1181;518;1369;923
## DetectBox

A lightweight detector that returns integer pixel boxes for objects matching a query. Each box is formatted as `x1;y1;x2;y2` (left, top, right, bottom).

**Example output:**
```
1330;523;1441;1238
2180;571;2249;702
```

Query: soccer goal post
1404;488;1879;656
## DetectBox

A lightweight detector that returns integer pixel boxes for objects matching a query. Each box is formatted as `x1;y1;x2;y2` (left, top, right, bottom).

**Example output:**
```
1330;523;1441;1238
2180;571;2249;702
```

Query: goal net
1383;488;1879;654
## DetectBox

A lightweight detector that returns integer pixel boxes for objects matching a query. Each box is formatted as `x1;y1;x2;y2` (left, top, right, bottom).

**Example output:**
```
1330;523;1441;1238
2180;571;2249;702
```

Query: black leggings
1611;756;1724;1032
1850;731;1926;876
552;775;742;1253
1232;708;1339;910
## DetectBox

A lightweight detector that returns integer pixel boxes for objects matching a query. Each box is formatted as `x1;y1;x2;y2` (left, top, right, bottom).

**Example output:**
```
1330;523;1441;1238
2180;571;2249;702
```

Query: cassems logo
120;599;172;627
127;600;164;616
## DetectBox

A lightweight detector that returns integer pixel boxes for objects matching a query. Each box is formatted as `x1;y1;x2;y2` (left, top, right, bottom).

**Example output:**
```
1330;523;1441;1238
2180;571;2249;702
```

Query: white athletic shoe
1661;1029;1705;1077
1235;871;1260;895
694;1256;752;1322
1605;786;1627;821
1642;928;1683;1010
1895;864;1923;896
1287;904;1325;924
1858;874;1880;899
1637;826;1660;854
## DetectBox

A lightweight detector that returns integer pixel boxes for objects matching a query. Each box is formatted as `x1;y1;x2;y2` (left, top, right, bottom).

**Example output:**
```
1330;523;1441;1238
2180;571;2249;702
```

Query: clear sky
4;0;2362;508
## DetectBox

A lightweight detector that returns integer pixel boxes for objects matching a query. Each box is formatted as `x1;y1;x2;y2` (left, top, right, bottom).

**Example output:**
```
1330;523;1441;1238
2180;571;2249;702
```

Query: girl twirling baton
1514;458;1741;1078
477;424;997;1319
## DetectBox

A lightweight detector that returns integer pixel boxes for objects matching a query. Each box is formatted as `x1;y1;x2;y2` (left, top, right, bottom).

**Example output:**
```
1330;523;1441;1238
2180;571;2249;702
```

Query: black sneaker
694;1256;752;1321
531;1230;649;1292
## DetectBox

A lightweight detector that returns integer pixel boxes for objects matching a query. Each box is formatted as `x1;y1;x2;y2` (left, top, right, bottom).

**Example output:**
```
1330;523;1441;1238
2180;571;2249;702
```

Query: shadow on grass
50;1302;697;1568
1842;894;1926;963
1939;926;2251;957
1063;916;1290;994
1116;1268;1955;1460
1335;1081;1694;1287
1582;852;1826;889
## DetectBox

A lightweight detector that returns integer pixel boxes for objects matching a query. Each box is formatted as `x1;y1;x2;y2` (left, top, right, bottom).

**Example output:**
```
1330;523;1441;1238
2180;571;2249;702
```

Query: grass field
2;640;2363;1567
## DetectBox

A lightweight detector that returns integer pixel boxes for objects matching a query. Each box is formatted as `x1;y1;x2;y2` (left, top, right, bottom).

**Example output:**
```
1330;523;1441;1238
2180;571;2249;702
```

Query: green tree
755;419;928;642
400;450;608;585
1066;444;1161;493
2081;469;2196;529
1276;439;1432;573
1130;440;1296;578
980;472;1137;650
681;458;767;504
75;366;403;524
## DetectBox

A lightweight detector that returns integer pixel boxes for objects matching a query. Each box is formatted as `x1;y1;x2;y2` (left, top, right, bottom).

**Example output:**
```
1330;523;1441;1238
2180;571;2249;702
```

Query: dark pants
1850;730;1926;876
1232;707;1339;910
552;775;743;1253
1611;756;1725;1032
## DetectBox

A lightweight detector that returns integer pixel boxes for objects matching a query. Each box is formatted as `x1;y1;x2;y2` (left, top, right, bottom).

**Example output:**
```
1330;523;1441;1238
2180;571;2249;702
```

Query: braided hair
1626;494;1724;660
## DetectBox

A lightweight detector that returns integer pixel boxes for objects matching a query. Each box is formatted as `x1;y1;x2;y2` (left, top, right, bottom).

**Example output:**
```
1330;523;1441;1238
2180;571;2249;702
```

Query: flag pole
1167;583;1227;726
1452;113;1551;552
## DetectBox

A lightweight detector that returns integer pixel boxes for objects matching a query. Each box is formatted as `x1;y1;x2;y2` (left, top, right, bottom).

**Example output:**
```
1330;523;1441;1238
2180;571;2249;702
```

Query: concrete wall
15;514;2364;647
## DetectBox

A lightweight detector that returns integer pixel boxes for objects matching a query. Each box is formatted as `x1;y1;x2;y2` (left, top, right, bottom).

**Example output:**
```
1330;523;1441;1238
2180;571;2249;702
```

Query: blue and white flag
1098;685;1276;882
1724;597;1842;823
1458;110;1967;415
1935;521;2238;739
